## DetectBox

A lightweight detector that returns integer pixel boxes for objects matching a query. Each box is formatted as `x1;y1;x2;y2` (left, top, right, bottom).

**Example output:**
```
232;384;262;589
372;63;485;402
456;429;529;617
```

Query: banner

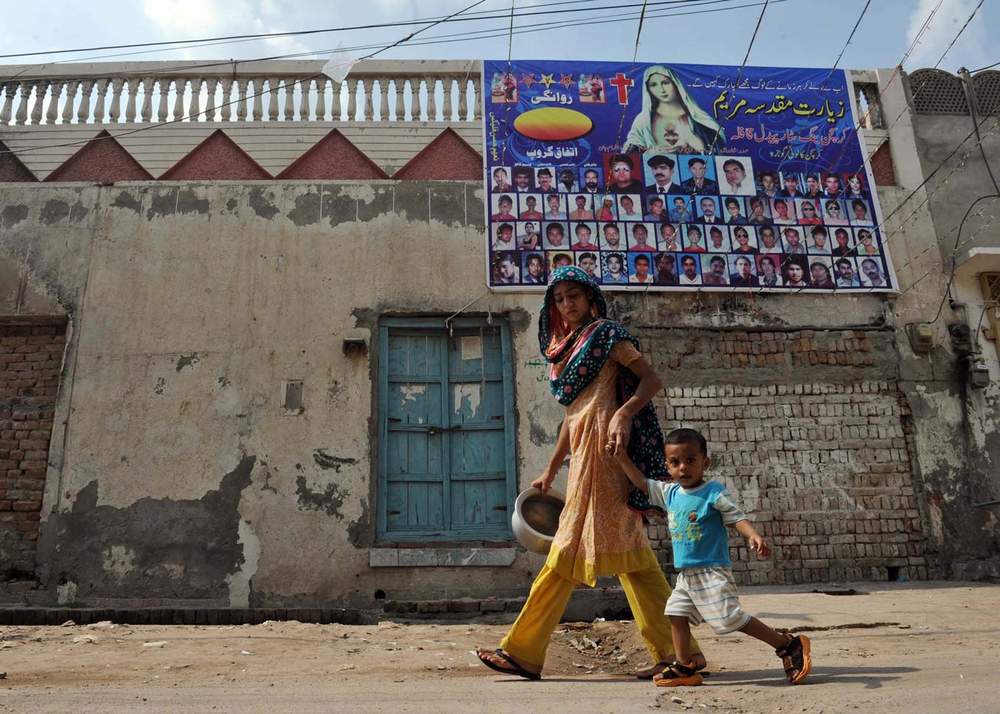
483;60;895;292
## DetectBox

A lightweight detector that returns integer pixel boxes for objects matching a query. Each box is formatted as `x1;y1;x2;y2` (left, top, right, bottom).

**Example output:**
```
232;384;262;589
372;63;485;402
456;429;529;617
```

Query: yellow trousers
500;563;701;668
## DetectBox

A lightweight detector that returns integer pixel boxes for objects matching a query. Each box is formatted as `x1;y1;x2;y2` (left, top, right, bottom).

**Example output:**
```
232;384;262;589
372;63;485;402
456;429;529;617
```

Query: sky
0;0;997;74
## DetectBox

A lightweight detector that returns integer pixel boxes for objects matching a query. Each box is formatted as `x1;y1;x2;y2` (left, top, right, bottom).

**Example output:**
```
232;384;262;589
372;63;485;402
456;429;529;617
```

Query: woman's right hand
531;472;555;493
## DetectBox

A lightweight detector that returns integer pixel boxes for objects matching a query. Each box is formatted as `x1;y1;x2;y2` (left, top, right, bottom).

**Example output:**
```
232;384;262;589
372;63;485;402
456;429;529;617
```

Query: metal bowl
512;487;566;555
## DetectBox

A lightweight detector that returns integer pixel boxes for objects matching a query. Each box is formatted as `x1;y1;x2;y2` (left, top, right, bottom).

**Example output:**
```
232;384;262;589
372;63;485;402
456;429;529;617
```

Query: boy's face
664;443;709;489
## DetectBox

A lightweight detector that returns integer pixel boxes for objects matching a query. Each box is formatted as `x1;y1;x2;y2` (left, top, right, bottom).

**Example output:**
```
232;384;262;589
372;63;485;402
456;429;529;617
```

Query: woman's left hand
605;409;632;457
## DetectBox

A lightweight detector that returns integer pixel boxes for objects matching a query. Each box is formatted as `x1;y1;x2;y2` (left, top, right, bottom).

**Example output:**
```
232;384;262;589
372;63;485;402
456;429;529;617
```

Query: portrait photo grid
484;60;894;292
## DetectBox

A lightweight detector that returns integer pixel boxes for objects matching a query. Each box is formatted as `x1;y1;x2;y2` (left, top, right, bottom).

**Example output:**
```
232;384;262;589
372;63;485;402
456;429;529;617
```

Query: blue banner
483;59;894;292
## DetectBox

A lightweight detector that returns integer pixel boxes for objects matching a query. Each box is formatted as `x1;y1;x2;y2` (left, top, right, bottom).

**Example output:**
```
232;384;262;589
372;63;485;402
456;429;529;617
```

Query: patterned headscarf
538;266;606;360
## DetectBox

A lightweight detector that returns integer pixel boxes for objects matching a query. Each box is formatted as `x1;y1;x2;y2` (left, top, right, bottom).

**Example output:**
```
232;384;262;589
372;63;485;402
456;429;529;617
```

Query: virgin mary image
624;65;725;154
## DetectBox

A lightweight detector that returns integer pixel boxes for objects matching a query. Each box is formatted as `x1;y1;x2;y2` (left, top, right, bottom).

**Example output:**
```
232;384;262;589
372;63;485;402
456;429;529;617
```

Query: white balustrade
0;60;480;126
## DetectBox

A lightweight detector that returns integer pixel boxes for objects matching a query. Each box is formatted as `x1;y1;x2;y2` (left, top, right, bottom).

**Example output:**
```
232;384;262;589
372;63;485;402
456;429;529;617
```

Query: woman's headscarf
538;266;606;361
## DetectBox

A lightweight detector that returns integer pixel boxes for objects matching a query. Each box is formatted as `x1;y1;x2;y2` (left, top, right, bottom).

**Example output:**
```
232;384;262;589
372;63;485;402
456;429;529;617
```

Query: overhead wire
970;59;1000;73
705;0;769;156
1;0;491;154
824;0;871;79
778;0;986;297
0;0;752;61
0;0;791;156
0;0;763;78
855;0;988;168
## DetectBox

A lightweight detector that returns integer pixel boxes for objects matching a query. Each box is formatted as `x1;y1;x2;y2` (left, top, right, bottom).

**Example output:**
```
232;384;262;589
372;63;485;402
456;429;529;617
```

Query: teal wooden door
378;318;516;541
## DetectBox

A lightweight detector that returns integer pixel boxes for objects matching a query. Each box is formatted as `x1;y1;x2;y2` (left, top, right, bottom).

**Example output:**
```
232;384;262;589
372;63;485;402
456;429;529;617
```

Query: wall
5;133;999;606
0;181;561;607
900;70;1000;579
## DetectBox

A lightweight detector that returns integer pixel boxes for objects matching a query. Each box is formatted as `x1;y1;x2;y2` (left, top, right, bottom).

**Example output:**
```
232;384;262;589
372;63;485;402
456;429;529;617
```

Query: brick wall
0;320;65;579
638;327;927;585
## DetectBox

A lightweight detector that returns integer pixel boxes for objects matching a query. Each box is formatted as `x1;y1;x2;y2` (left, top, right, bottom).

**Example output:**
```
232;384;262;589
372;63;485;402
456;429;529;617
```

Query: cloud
142;0;313;59
904;0;987;69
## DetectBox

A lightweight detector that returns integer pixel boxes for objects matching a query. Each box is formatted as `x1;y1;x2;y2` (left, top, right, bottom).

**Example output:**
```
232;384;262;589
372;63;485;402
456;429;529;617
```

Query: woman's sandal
636;657;708;680
653;661;704;688
476;648;542;681
775;635;812;684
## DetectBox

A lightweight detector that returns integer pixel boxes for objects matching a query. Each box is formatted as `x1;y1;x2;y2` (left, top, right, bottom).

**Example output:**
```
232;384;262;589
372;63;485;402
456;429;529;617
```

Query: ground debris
787;621;899;633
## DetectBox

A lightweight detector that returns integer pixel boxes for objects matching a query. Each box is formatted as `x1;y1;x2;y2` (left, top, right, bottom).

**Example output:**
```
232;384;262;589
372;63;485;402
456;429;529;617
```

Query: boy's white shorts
665;566;751;635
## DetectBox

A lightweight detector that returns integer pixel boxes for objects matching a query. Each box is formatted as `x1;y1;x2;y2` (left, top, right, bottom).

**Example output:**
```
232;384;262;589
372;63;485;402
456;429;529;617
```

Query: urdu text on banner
483;60;894;292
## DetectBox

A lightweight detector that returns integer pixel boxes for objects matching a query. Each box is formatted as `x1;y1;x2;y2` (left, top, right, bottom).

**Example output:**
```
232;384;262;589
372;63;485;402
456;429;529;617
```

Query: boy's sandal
653;661;704;688
636;659;708;680
775;635;812;684
476;648;542;681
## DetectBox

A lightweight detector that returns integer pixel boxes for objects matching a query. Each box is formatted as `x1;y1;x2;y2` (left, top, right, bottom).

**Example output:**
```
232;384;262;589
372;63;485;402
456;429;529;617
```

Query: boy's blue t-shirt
645;479;747;569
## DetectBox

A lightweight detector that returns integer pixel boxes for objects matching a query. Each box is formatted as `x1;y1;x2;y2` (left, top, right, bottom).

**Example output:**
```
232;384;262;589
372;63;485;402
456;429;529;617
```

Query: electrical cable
0;0;490;154
931;0;985;69
612;0;651;149
0;0;790;156
921;193;1000;326
0;0;760;79
824;0;871;79
970;59;1000;73
959;69;1000;194
705;0;769;155
831;0;986;195
0;0;750;61
776;0;998;300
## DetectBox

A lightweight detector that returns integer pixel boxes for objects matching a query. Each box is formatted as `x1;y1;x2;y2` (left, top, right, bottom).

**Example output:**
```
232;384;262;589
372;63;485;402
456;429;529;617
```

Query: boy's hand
747;534;771;559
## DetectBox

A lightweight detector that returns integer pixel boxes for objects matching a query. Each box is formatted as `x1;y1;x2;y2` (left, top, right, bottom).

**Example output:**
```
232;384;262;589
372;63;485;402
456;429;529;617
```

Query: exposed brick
0;321;65;577
648;328;925;586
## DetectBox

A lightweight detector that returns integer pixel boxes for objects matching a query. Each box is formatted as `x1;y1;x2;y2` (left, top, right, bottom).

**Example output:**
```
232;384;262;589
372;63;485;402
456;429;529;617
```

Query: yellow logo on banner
513;107;593;142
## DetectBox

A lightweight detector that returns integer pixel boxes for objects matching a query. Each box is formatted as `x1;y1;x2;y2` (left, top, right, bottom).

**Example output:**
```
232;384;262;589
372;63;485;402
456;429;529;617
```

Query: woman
624;65;725;153
477;266;705;682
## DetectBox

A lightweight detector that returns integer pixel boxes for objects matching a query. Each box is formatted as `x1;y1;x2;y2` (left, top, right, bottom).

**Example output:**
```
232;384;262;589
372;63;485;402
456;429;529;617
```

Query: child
615;427;812;687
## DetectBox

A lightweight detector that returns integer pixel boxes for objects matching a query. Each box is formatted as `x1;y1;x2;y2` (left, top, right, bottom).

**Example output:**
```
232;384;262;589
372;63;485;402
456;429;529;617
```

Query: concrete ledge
0;607;377;626
370;547;517;568
381;587;631;622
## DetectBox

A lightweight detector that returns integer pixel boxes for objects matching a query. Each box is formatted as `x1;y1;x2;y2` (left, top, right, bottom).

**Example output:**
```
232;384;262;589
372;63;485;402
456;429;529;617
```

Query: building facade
0;60;997;609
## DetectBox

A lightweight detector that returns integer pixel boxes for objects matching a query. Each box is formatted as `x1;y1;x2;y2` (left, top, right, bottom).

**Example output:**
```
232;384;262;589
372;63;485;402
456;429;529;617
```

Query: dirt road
2;582;998;713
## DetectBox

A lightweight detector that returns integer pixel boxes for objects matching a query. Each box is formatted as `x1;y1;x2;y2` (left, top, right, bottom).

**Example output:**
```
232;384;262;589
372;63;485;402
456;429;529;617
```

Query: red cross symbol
608;73;634;106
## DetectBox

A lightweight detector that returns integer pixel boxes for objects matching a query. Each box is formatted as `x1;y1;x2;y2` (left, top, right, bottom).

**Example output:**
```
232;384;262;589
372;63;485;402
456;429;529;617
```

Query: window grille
910;69;969;114
972;71;1000;116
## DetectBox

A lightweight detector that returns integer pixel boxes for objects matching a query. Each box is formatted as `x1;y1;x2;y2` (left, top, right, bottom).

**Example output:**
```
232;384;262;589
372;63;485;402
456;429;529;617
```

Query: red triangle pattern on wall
392;128;483;180
0;141;38;182
45;130;153;182
160;130;271;180
277;129;389;179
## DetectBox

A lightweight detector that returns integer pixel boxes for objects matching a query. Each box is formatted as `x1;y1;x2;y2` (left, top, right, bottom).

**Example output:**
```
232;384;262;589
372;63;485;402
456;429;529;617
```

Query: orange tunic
545;341;661;586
